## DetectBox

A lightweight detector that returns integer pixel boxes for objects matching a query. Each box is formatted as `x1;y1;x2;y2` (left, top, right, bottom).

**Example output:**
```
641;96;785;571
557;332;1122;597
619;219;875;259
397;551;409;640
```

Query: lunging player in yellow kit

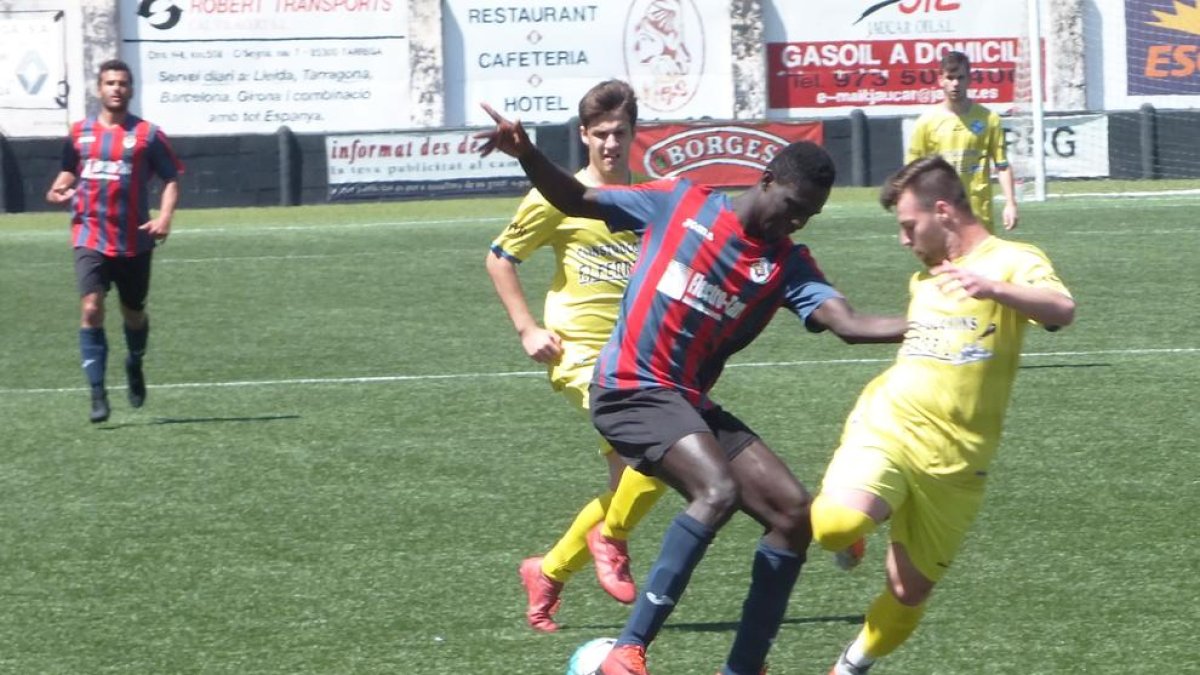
814;156;1075;674
485;80;667;632
907;50;1019;233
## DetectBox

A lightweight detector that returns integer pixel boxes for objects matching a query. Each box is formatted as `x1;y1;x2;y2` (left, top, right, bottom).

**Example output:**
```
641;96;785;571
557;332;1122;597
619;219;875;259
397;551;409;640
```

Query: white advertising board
325;127;535;200
442;0;733;125
119;0;410;135
0;9;69;137
901;113;1111;179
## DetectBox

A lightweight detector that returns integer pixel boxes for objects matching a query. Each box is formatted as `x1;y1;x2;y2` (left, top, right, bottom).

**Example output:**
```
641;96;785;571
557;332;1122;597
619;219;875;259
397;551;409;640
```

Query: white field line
4;190;1200;242
1049;188;1200;199
0;217;510;242
1;347;1195;396
10;223;1197;269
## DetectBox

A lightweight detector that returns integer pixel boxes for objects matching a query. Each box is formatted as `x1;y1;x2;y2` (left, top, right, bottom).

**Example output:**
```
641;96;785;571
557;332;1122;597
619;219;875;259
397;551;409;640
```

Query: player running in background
478;105;907;675
906;50;1018;233
46;59;182;423
815;156;1074;674
485;80;668;632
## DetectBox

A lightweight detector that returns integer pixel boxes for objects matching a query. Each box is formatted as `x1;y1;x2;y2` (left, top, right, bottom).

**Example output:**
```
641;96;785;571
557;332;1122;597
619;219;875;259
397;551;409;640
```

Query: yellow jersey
907;103;1009;232
490;170;639;349
850;236;1070;476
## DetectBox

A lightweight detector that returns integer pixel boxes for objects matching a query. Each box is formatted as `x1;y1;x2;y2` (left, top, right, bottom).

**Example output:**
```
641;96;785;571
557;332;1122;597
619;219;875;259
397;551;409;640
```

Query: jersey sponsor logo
576;242;637;285
657;260;746;320
682;217;714;240
748;258;775;284
578;260;632;285
900;317;994;365
80;158;132;181
578;242;639;259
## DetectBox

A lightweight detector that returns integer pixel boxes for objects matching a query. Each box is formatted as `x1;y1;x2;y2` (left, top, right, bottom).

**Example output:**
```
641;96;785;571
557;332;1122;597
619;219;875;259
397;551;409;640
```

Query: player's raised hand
475;103;533;159
931;260;996;300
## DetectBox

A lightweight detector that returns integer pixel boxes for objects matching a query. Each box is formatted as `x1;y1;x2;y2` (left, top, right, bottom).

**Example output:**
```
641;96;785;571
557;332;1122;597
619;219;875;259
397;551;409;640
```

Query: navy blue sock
79;327;108;389
617;512;715;648
124;322;149;364
722;540;805;675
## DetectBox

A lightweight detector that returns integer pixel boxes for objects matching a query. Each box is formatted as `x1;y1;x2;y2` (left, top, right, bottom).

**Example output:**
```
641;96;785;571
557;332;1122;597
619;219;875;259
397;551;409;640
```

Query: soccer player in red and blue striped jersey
46;59;182;423
478;104;908;675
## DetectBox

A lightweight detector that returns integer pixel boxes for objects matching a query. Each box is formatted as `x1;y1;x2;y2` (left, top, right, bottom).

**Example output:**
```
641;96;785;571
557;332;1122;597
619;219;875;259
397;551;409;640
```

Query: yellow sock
811;495;876;552
861;590;926;658
601;468;667;540
541;493;612;583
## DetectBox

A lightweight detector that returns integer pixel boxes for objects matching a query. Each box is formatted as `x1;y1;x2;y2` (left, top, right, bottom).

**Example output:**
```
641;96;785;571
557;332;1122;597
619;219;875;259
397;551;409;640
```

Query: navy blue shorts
589;385;758;476
74;247;153;311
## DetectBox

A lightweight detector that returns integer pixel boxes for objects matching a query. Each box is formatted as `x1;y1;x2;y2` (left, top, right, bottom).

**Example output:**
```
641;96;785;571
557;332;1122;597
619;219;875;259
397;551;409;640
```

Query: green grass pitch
0;185;1197;673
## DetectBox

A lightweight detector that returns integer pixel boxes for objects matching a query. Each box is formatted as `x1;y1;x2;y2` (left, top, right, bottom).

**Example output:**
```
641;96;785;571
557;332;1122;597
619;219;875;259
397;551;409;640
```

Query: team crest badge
122;135;137;149
969;120;986;135
748;258;774;284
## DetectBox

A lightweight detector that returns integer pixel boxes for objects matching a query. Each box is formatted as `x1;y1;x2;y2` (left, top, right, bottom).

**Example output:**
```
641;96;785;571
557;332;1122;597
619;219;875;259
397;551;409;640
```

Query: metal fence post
1139;103;1157;180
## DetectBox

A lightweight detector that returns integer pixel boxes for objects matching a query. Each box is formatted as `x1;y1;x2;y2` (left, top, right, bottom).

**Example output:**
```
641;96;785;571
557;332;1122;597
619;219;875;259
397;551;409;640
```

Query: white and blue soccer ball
566;637;616;675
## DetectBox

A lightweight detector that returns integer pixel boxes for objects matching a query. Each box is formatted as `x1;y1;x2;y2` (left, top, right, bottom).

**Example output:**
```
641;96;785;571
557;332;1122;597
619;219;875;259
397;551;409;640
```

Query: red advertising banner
767;38;1023;109
631;122;824;187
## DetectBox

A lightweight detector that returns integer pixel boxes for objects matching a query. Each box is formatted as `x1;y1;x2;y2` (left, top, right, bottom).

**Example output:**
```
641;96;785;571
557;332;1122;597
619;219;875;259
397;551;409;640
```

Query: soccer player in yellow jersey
906;50;1019;233
485;80;668;632
814;156;1075;674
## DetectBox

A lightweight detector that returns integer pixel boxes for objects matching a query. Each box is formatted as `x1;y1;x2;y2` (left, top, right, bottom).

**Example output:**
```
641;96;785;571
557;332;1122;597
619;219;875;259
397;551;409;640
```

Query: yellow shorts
548;344;612;455
820;426;986;582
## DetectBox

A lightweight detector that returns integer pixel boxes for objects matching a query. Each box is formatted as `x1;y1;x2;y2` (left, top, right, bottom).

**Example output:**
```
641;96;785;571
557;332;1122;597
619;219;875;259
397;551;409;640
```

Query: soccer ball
566;637;616;675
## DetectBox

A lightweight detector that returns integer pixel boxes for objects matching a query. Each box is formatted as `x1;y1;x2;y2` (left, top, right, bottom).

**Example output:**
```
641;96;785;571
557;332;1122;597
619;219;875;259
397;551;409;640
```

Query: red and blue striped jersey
591;178;842;407
62;115;183;257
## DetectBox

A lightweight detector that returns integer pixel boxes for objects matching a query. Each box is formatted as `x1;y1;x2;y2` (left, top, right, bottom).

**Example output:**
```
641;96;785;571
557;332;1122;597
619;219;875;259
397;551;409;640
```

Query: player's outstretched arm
932;261;1074;329
475;103;607;221
809;297;908;344
484;252;564;364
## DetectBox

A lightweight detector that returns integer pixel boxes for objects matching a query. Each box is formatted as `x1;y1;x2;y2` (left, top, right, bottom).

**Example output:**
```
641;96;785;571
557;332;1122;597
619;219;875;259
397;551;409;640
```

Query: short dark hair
97;59;133;86
578;79;638;129
939;50;970;73
766;141;836;190
880;155;969;212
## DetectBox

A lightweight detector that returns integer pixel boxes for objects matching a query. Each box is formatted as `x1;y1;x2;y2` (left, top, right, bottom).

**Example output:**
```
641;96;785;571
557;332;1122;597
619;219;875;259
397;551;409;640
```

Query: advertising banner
901;113;1110;179
325;128;535;201
119;0;410;135
0;9;68;137
765;0;1035;117
1125;0;1200;96
443;0;733;126
631;121;823;187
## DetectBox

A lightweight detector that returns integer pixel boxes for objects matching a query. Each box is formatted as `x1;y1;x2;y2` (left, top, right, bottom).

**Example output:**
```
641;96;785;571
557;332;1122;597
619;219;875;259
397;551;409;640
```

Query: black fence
3;106;1197;214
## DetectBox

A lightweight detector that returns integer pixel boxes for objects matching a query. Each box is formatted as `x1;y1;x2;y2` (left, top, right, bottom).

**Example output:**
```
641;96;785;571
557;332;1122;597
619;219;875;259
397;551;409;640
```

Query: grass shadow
98;414;300;430
567;614;863;634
